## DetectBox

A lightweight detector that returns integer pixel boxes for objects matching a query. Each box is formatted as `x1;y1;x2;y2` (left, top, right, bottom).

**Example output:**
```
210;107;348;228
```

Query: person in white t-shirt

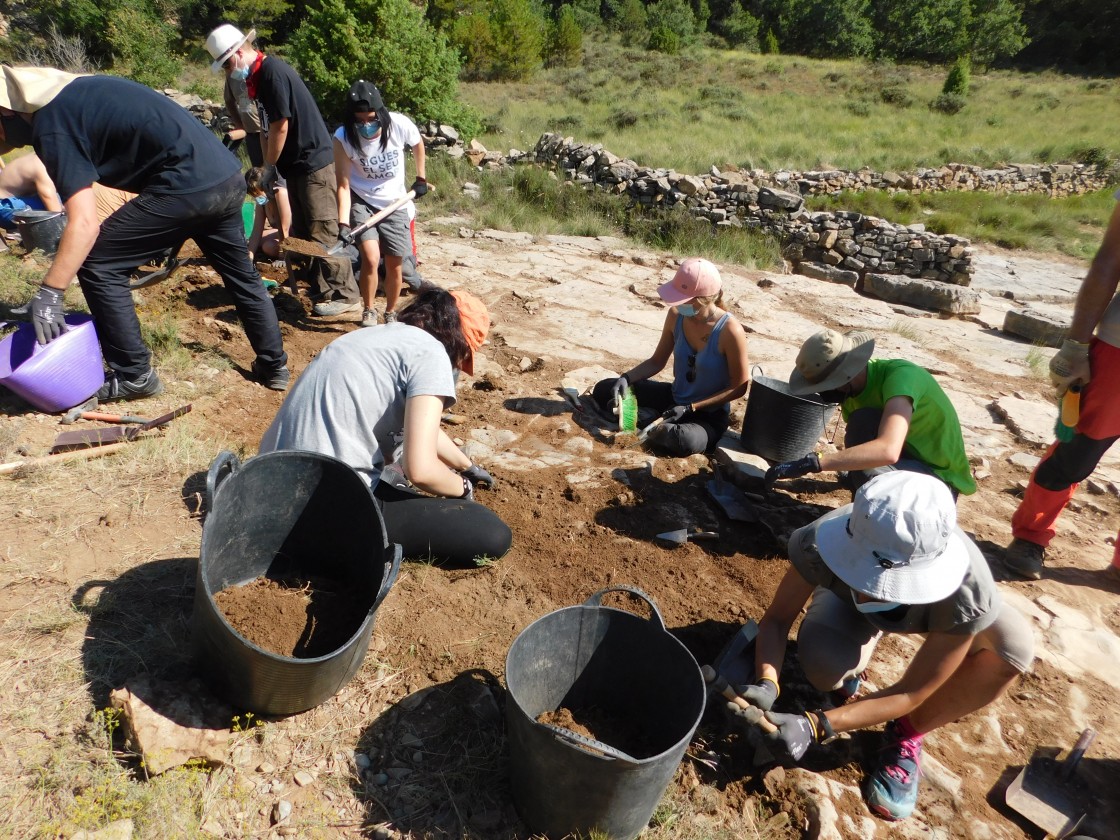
333;80;427;328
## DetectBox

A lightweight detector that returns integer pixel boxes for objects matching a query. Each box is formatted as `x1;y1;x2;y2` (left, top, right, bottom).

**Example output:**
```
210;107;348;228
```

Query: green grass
464;36;1120;174
805;187;1113;260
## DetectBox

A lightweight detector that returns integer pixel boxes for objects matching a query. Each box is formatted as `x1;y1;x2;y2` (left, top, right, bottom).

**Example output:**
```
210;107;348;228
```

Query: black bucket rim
749;373;836;408
505;585;706;766
13;209;65;224
200;449;397;666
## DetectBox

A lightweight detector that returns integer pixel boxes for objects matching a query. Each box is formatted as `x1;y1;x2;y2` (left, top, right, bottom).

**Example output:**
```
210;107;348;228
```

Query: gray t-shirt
258;323;456;486
787;505;1000;637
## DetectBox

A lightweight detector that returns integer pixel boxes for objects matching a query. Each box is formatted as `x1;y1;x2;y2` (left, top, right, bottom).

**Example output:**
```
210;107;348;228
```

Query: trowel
1005;728;1095;839
655;527;720;547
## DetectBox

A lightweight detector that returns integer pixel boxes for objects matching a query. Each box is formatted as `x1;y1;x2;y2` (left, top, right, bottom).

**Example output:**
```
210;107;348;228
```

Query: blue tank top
671;312;732;411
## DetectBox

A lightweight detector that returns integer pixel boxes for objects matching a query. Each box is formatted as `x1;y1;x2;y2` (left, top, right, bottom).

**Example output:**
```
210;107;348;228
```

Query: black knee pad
1035;433;1119;490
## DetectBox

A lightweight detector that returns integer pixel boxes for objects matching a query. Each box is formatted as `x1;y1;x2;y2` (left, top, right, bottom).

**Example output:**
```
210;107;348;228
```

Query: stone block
864;273;981;315
1002;308;1069;348
797;262;859;286
758;187;804;211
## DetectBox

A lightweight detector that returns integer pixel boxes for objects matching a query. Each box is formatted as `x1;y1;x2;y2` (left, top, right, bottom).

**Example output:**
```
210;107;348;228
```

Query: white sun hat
815;472;970;605
205;24;256;73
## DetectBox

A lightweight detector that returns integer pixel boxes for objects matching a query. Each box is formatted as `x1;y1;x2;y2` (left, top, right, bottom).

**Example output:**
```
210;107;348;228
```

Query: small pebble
293;770;314;787
257;761;276;775
271;800;292;825
412;751;423;763
354;753;371;771
371;773;389;786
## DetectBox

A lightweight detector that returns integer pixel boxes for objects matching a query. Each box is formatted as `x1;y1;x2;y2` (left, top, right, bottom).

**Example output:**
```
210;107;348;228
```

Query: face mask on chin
0;113;34;151
676;303;697;317
230;64;250;82
852;590;905;614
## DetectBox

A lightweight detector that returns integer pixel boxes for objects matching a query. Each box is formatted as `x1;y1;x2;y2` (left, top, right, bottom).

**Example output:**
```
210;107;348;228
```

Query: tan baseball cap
788;328;876;395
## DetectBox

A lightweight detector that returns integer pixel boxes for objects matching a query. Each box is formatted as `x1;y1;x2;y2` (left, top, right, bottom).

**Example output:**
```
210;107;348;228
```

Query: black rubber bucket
13;209;67;255
739;367;837;463
505;586;706;839
193;450;401;716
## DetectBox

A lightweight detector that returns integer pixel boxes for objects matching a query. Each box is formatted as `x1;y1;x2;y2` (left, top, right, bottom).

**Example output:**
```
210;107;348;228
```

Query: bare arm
412;141;426;181
333;137;352;229
622;310;677;383
690;316;750;411
400;394;469;497
822;631;972;733
33;168;62;213
754;566;816;686
265;118;289;167
436;429;471;471
42;187;98;290
1069;201;1120;341
818;395;913;471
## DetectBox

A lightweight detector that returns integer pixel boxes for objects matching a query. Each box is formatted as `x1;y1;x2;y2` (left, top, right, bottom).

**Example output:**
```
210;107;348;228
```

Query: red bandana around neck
245;52;265;100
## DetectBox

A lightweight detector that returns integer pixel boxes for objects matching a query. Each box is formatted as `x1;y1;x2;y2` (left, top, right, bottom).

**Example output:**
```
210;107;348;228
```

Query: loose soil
0;232;1118;839
536;706;656;759
214;575;370;658
278;236;331;258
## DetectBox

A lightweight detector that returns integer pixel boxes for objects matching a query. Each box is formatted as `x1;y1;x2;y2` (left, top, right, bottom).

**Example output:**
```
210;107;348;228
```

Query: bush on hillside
615;0;650;46
648;25;682;54
716;6;761;50
288;0;479;136
760;27;779;54
546;5;583;68
942;56;970;97
646;0;697;49
452;0;546;81
107;0;182;89
930;92;966;114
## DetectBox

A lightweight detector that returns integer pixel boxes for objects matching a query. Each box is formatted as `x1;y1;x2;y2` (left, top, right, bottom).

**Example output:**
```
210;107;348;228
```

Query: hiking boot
96;369;164;402
866;719;923;821
361;308;379;328
383;309;398;323
311;299;361;317
1004;538;1045;580
252;360;290;391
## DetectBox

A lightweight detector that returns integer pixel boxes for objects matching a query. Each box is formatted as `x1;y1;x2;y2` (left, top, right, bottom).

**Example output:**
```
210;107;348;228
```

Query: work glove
765;453;822;485
410;176;428;198
30;285;67;345
733;678;778;712
1049;339;1091;395
761;711;820;762
611;374;630;403
338;223;354;247
458;475;475;501
661;404;690;423
260;165;279;195
461;463;495;490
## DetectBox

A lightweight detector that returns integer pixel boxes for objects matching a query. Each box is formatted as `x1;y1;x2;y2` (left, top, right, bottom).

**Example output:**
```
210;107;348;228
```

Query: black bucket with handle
739;365;837;463
13;209;67;255
505;586;706;839
193;450;401;716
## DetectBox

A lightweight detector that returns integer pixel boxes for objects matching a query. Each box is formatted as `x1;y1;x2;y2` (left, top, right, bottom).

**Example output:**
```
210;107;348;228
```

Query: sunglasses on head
686;353;697;383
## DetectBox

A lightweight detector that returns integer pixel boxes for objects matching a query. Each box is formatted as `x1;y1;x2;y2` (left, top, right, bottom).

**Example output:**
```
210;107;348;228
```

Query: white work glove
1049;339;1090;395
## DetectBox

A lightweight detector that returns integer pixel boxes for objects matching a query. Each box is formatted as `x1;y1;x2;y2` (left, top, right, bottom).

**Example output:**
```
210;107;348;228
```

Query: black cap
347;80;384;113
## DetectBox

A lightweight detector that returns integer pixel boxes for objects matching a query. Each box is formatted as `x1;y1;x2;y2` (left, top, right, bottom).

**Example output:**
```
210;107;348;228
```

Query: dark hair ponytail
398;288;470;371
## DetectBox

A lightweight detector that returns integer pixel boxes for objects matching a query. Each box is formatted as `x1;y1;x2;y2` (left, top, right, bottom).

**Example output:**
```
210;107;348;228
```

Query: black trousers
79;173;287;379
374;481;513;567
843;407;956;499
592;377;729;456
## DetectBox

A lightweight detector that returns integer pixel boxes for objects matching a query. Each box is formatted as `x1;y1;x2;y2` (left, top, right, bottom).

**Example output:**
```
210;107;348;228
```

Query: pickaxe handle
702;664;779;733
326;191;416;255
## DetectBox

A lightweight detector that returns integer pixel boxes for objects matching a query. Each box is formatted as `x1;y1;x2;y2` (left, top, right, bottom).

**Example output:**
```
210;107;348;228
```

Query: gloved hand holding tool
761;711;830;762
661;404;690;423
338;223;354;248
30;285;67;345
260;164;279;195
1049;339;1090;395
461;463;495;490
610;374;630;407
410;176;428;198
733;677;779;711
765;452;821;486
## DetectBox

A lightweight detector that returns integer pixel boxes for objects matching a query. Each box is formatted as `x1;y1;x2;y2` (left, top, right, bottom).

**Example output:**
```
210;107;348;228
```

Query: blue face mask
254;194;268;206
230;66;250;82
852;591;904;614
357;120;380;139
676;303;697;317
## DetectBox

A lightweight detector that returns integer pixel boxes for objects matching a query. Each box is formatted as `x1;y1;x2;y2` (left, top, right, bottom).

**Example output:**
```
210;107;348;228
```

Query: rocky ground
0;220;1117;840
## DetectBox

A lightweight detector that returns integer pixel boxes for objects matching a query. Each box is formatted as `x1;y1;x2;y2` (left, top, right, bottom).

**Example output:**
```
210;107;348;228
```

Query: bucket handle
539;722;639;766
751;364;764;379
373;542;403;611
584;585;666;632
205;450;241;512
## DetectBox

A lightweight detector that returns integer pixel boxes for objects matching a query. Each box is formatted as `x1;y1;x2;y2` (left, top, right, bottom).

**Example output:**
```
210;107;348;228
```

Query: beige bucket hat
788;328;875;396
0;65;83;113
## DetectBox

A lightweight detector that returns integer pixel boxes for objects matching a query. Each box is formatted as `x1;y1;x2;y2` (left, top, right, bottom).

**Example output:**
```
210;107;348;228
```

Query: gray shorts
796;588;1035;692
350;200;411;257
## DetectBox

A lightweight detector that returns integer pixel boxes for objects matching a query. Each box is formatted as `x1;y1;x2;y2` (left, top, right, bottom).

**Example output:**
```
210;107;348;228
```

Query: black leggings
844;407;956;498
591;378;729;456
374;481;513;567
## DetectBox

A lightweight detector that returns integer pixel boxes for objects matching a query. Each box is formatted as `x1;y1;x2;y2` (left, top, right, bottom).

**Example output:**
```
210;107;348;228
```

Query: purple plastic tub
0;314;105;412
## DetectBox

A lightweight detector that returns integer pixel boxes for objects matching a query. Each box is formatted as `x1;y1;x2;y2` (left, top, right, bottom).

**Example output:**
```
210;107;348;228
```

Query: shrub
648;26;681;55
646;0;696;49
616;0;649;46
451;0;546;81
106;0;181;89
716;6;760;50
760;27;779;54
880;82;913;108
930;93;966;114
942;56;970;97
546;5;583;68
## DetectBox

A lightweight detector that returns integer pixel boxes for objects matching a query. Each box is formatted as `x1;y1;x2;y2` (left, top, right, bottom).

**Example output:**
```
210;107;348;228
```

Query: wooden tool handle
701;665;779;733
0;442;129;475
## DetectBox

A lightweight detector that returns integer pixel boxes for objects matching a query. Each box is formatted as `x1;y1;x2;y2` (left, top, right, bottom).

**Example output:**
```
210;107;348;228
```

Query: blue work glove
733;678;778;712
661;404;690;423
461;463;495;490
30;285;67;345
765;453;821;485
410;177;429;198
762;711;819;762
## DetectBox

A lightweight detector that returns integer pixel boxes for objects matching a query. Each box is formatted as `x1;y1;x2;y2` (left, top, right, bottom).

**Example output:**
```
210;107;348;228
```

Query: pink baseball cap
657;258;722;305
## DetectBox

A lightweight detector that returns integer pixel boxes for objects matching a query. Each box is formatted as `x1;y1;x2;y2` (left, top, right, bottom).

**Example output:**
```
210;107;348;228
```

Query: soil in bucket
214;574;368;658
537;706;656;758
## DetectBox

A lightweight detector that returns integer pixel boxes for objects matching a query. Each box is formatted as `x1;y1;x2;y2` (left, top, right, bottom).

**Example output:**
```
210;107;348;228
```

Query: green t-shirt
842;358;977;495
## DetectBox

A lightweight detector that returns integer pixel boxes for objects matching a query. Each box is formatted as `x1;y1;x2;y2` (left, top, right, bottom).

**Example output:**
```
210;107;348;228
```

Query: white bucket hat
0;65;82;112
205;25;256;73
815;472;970;605
788;328;875;396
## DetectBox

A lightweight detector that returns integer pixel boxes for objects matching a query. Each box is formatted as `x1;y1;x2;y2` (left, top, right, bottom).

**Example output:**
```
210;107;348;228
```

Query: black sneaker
1004;538;1045;580
252;360;290;391
96;369;164;402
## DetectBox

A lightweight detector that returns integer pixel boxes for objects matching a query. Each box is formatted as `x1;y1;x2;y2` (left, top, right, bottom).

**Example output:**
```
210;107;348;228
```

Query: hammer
702;664;778;733
61;407;148;425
